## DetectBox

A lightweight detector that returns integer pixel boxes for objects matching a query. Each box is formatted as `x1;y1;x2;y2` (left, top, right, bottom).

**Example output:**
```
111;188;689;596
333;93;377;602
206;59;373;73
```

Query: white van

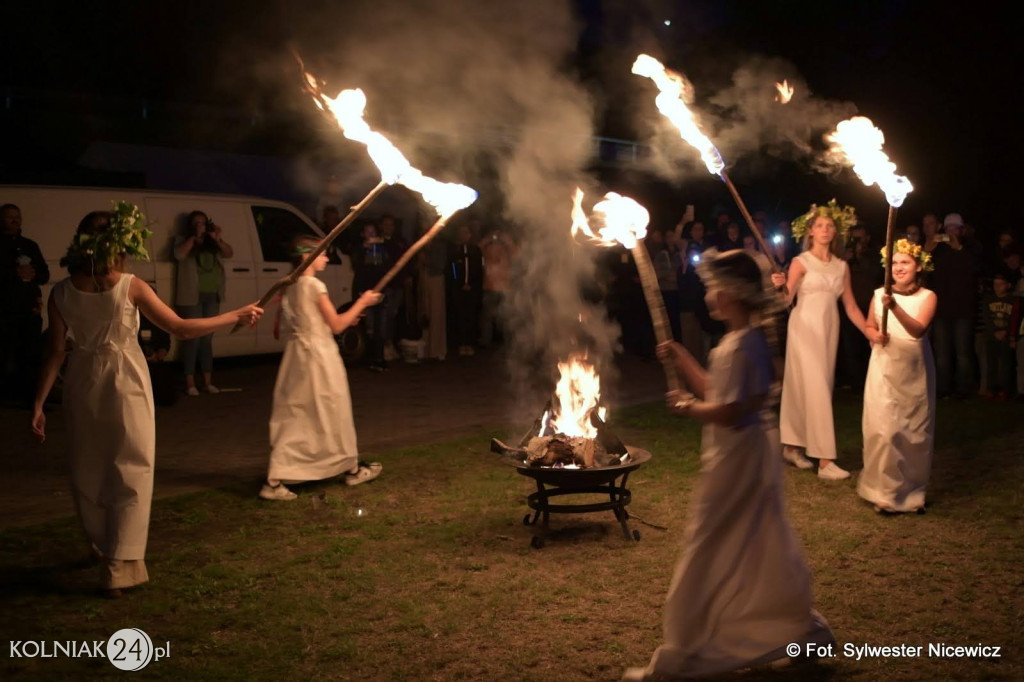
1;185;354;357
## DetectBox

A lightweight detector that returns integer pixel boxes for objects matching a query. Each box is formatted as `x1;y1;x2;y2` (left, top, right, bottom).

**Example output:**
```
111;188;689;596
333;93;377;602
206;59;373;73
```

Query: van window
251;205;341;263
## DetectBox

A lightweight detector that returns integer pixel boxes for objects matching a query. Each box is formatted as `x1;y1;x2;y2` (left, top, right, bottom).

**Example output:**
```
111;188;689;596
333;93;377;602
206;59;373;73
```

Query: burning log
492;356;629;469
825;116;913;335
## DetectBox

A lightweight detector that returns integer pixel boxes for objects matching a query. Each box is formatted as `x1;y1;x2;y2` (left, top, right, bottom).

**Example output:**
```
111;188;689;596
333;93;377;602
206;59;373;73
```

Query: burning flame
303;73;477;217
825;116;913;208
570;188;650;249
548;355;605;439
631;54;725;175
775;80;794;104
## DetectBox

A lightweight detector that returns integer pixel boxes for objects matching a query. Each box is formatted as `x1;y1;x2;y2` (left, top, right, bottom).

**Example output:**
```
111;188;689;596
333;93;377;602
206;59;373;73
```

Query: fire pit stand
506;448;651;548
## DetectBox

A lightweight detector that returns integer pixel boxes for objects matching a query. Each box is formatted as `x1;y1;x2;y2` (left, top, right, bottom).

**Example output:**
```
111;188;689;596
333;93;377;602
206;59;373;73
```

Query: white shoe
783;447;814;469
817;462;851;480
259;483;297;500
186;386;200;397
345;462;382;486
204;385;220;394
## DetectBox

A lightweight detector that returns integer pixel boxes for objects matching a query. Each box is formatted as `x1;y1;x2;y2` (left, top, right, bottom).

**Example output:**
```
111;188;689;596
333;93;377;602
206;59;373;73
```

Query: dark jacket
0;232;49;317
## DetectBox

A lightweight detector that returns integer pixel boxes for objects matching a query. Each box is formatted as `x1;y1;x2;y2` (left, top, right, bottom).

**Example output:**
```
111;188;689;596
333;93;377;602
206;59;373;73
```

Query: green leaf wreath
61;201;154;272
789;199;858;243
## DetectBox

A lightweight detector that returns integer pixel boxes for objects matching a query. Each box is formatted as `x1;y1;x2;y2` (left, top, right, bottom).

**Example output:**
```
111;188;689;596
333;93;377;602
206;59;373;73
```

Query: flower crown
789;199;858;243
880;238;934;272
61;201;153;271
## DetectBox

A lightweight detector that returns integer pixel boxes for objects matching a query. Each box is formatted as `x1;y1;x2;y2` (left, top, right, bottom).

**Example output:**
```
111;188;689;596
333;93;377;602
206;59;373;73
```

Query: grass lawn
1;393;1021;681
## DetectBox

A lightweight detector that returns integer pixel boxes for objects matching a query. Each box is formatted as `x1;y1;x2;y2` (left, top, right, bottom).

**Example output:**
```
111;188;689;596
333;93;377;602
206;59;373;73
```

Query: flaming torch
631;54;778;273
235;71;477;332
571;188;683;393
825;116;913;334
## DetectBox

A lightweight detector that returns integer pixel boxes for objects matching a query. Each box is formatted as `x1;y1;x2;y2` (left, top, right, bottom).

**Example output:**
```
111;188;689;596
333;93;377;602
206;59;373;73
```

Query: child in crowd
624;250;832;680
32;205;262;596
980;270;1016;400
261;238;383;501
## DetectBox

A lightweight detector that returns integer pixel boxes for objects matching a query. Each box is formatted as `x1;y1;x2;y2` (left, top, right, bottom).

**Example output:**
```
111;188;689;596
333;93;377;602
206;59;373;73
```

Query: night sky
2;0;1017;238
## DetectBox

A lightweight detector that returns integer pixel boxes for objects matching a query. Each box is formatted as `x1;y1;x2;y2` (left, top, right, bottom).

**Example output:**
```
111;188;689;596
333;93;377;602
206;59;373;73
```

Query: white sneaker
817;462;851;480
345;462;382;486
204;385;220;394
259;483;297;500
783;447;814;470
186;386;200;397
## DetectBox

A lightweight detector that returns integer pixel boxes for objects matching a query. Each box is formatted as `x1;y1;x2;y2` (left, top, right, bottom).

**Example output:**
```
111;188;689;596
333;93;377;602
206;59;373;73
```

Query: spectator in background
1009;287;1023;399
0;203;49;407
770;219;797;269
718;221;744;252
350;221;391;372
479;227;515;350
679;221;708;361
174;211;234;396
319;205;341;233
1003;248;1023;288
903;224;923;245
417;223;448;362
930;213;980;399
922;212;942;253
378;214;408;362
648;229;681;342
980;270;1016;400
448;224;483;357
838;225;883;390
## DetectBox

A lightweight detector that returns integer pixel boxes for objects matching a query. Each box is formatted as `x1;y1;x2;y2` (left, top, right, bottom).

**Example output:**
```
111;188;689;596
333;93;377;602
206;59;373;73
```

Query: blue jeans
932;317;975;396
178;292;220;377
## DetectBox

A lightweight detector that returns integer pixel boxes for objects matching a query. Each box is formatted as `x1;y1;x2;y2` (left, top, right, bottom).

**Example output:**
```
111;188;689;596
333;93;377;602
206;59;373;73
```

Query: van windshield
251;206;341;264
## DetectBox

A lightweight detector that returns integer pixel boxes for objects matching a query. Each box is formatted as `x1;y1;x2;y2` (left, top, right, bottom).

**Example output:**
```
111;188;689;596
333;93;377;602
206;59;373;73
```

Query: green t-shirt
196;250;222;294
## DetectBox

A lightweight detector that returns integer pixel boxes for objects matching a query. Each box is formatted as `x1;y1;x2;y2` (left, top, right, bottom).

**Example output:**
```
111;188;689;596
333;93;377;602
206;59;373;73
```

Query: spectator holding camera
174;210;234;395
930;213;981;399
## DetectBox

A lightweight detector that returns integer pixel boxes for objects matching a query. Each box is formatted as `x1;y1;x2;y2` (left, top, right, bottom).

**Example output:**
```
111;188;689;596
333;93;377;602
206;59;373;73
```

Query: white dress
54;274;154;589
645;328;833;678
267;277;358;482
780;251;848;460
858;288;936;512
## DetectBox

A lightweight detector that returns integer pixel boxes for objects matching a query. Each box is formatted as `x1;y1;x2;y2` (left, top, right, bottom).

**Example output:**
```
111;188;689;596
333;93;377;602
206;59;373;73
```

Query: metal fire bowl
502;446;651;489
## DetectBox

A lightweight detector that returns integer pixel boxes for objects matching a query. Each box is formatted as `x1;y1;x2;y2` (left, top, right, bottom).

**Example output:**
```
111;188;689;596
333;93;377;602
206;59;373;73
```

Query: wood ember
523;434;622;468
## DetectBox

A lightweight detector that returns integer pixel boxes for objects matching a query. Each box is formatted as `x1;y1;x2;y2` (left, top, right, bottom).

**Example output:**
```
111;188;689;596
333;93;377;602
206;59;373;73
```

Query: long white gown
268;277;358;483
644;328;833;678
54;274;154;589
858;288;936;512
780;251;848;460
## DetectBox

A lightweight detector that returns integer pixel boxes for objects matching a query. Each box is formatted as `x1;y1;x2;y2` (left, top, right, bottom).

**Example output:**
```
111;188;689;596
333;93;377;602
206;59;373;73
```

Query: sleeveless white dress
643;328;833;678
780;251;848;460
267;277;359;482
53;274;154;589
858;288;936;511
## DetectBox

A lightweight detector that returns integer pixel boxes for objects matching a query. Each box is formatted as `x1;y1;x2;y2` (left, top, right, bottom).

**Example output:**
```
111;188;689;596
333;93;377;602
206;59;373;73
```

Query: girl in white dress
260;239;383;501
770;201;882;480
859;241;937;512
624;250;833;681
32;207;262;597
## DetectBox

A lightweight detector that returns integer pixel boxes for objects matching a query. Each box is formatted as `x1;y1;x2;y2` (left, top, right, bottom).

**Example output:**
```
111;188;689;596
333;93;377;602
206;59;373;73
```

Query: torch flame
632;54;725;175
826;116;913;208
570;188;650;250
774;80;794;104
304;73;477;217
548;354;603;439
